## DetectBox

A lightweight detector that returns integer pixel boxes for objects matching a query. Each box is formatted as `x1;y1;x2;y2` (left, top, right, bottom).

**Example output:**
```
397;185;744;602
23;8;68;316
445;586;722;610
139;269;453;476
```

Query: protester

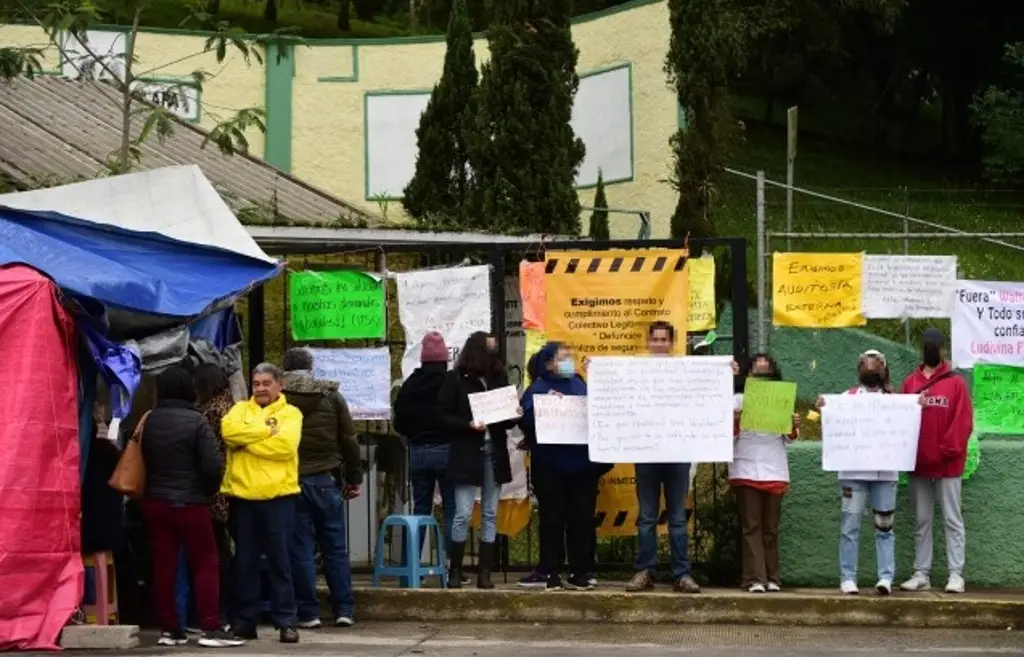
815;349;897;595
281;347;363;629
731;354;799;593
438;331;522;589
899;329;973;594
222;363;303;643
139;367;238;648
519;342;610;590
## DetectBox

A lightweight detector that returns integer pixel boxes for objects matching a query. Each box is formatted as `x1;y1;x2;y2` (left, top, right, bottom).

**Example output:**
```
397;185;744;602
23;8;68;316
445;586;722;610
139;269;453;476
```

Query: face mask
556;358;575;378
859;372;884;389
922;343;941;367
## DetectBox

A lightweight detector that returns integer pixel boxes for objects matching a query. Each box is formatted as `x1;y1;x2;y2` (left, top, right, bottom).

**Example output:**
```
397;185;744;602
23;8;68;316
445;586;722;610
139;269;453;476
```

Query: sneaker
230;626;257;641
158;631;189;646
546;573;564;591
900;572;931;592
766;582;781;593
945;573;966;594
625;570;654;592
673;575;701;594
876;579;892;596
297;618;321;629
518;570;549;589
747;582;766;593
198;629;246;648
566;573;595;591
185;627;202;636
335;616;354;627
840;580;859;595
279;627;299;644
586;573;598;587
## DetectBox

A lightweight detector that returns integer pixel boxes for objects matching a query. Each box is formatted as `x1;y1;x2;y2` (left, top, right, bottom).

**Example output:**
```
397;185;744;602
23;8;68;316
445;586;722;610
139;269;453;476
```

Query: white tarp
0;165;274;263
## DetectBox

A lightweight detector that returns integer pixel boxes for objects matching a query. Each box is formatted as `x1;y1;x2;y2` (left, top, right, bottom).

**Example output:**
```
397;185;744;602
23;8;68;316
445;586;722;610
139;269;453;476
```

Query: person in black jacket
140;366;240;648
439;331;521;589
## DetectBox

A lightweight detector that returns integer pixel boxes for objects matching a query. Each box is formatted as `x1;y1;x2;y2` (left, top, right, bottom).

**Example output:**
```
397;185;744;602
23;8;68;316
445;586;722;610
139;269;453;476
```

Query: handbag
107;411;152;498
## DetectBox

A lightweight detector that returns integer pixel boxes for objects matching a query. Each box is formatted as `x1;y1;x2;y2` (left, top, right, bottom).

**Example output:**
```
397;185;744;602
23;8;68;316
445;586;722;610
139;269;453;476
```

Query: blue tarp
0;207;281;318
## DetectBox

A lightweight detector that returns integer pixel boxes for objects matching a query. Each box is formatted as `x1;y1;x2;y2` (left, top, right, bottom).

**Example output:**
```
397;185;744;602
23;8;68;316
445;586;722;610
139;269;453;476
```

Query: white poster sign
503;275;527;391
309;347;391;420
821;393;922;471
951;280;1024;368
534;395;588;445
587;356;734;464
468;386;520;425
396;265;491;380
862;255;957;318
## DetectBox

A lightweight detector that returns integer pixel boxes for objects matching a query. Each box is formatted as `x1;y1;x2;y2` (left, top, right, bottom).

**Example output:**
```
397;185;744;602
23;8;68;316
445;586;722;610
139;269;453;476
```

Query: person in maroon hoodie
898;328;973;594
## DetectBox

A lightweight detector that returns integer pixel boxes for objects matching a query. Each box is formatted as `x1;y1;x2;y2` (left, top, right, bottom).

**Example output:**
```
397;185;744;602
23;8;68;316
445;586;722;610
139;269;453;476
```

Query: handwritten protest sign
821;393;922;471
951;280;1024;368
740;379;797;435
308;347;391;420
972;363;1024;435
587;356;733;463
534;395;588;445
862;255;957;319
289;270;385;341
519;261;546;330
772;253;865;327
688;256;716;331
396;265;491;379
468;386;520;425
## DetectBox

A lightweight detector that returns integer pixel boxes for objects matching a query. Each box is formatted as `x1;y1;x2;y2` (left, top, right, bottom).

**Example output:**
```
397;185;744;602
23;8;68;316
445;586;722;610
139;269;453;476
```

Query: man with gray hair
280;347;363;629
221;362;304;644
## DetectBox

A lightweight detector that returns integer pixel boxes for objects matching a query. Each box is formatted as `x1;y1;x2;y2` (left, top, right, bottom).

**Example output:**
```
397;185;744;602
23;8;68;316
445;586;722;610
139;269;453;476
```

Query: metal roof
248;225;576;253
0;76;377;227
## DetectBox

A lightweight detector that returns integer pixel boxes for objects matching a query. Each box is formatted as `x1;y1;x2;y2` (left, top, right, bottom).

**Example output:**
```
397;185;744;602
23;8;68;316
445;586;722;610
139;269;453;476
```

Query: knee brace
873;508;894;532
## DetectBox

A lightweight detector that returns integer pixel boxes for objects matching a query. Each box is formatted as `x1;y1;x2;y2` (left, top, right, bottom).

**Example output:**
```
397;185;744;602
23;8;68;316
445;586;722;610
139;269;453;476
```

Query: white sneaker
840;580;859;595
747;583;766;593
297;618;322;629
766;582;781;593
876;579;892;595
900;572;931;591
335;616;354;627
945;573;966;593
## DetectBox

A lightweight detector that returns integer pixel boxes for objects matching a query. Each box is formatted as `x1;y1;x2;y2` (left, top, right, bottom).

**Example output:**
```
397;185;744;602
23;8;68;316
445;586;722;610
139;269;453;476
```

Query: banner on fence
308;347;391;420
288;270;385;341
396;265;491;380
688;255;717;331
862;255;957;319
520;261;546;330
821;393;922;471
951;280;1024;368
972;363;1024;435
772;252;865;328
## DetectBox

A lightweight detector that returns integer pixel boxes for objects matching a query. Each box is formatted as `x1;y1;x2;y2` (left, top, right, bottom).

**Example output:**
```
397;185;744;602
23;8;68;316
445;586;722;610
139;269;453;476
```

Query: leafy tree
338;0;351;31
465;0;585;235
588;170;609;240
973;43;1024;183
402;0;477;226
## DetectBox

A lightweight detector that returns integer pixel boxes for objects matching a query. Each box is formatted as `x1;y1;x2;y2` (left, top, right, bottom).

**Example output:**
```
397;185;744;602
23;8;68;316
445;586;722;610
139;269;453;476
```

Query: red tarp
0;265;83;650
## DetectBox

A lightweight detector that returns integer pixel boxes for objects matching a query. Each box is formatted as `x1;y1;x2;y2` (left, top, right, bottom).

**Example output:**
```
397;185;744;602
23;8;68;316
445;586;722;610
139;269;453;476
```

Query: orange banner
519;261;546;330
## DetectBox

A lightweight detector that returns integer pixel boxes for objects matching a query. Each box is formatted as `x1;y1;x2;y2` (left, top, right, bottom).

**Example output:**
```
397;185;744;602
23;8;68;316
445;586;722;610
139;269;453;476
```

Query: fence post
903;187;911;346
756;170;768;352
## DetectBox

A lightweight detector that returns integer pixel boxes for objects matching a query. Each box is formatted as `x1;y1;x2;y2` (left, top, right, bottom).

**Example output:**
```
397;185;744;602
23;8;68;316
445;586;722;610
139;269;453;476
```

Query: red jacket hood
901;361;973;478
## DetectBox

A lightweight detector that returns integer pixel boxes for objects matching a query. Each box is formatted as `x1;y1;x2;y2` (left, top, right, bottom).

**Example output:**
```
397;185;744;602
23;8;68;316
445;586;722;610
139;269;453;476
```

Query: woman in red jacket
899;329;973;595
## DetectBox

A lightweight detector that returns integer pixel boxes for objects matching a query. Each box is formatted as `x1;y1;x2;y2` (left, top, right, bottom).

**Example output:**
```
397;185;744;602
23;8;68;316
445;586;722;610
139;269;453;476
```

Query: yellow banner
688;256;716;331
523;328;547;383
772;252;866;327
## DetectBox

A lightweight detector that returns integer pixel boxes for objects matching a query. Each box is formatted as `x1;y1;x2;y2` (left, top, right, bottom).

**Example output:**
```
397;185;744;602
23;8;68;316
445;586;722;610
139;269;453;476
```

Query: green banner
973;363;1024;435
740;379;798;435
289;270;385;341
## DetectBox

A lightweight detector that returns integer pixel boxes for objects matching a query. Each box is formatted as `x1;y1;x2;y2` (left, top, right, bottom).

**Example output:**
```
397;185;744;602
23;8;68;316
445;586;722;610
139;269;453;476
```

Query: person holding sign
438;332;522;590
899;329;973;595
731;355;800;594
815;349;898;596
519;342;612;591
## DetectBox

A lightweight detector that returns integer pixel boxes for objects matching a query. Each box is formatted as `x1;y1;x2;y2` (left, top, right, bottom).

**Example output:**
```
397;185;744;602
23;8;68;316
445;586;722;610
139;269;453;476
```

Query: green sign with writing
973;363;1024;435
740;378;798;435
289;270;385;341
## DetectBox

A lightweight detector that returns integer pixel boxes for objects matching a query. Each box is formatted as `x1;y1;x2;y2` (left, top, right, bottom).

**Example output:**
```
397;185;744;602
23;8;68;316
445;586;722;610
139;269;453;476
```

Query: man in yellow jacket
221;363;303;644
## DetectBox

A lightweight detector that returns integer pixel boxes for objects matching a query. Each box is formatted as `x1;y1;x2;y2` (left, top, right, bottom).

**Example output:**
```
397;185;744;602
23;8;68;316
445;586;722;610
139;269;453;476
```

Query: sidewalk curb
60;624;140;650
342;588;1024;629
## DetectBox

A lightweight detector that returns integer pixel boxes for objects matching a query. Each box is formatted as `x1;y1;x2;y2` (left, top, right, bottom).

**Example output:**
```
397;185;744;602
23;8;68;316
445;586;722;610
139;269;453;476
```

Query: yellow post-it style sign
772;253;866;328
688;256;716;331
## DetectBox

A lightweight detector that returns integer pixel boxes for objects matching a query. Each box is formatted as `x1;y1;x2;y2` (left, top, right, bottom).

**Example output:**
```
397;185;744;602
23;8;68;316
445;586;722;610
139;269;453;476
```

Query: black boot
448;541;466;589
477;541;495;590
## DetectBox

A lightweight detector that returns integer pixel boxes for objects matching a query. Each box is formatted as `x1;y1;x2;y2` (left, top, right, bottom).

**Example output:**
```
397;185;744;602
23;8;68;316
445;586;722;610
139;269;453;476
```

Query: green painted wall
264;43;295;172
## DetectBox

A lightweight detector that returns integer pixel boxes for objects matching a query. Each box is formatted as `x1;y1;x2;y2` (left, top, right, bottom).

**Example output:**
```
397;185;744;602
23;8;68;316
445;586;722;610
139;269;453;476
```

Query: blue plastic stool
372;515;448;589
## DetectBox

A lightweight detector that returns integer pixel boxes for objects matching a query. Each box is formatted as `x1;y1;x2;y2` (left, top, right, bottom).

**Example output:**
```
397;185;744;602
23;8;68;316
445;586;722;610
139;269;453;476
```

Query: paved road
67;622;1024;657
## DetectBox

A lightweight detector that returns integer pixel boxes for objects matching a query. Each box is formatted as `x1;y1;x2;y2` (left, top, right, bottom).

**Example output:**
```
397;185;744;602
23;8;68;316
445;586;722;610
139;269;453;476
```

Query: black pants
213;519;232;626
228;496;298;630
532;461;599;575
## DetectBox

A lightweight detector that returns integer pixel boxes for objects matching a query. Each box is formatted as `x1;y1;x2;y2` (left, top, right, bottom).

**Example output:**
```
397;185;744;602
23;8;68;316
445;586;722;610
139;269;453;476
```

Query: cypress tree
589;170;610;240
402;0;478;226
465;0;585;235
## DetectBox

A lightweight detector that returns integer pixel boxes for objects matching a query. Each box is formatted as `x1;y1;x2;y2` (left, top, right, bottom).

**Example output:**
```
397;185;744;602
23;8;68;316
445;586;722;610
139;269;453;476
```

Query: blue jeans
229;496;298;630
451;443;500;544
839;480;897;583
635;463;691;579
409;443;455;549
289;473;354;621
175;549;194;630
